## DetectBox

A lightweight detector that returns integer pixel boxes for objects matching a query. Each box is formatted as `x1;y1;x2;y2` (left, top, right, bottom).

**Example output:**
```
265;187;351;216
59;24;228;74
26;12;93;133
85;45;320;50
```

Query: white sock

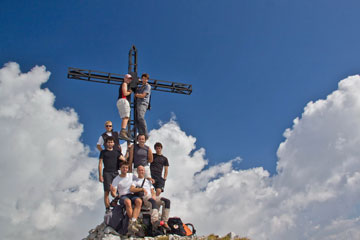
132;218;136;222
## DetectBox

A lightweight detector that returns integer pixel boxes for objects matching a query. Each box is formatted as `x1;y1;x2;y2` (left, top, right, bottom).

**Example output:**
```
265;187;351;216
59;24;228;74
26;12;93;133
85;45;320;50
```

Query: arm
110;184;117;197
147;148;153;163
151;188;156;200
122;82;132;97
135;92;148;98
164;166;168;180
128;145;134;172
98;159;103;182
96;144;103;152
119;154;125;162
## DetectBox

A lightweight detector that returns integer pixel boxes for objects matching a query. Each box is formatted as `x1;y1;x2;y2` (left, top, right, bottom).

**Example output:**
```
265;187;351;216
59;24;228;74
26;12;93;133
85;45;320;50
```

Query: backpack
167;217;186;236
104;204;129;234
140;214;165;237
183;223;196;236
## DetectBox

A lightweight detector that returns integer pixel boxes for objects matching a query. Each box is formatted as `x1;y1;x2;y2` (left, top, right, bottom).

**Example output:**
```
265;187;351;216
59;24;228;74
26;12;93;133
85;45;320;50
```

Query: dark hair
105;136;115;143
137;134;146;140
120;162;129;167
154;142;163;149
141;73;149;79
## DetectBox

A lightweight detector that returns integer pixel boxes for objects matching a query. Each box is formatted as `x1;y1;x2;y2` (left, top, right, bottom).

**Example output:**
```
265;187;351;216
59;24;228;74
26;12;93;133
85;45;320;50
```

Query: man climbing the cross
117;73;133;141
135;73;151;140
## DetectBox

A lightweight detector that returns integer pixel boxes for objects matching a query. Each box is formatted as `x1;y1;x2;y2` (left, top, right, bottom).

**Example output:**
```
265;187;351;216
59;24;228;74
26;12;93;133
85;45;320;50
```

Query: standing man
96;120;121;153
150;142;169;196
117;73;133;141
98;137;125;213
110;162;142;233
135;73;151;140
128;134;153;178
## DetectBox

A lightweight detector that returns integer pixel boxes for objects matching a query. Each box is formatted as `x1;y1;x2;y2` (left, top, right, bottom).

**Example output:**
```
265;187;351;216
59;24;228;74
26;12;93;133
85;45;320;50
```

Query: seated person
110;162;142;233
130;166;160;229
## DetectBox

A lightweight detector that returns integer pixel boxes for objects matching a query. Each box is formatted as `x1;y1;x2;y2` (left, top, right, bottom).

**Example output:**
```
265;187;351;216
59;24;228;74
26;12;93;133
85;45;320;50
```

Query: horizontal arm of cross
67;67;192;95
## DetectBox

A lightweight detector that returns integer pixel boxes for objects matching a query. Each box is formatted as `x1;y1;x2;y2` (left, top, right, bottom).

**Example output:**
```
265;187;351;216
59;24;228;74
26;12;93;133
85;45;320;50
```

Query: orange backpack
183;223;196;236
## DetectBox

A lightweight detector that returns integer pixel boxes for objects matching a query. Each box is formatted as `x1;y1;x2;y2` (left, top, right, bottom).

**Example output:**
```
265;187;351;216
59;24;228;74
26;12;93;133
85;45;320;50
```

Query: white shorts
116;98;130;118
133;165;151;178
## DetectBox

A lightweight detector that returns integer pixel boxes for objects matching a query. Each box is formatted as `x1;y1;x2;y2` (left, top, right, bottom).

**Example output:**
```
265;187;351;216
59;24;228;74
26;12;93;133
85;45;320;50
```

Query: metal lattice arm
68;67;192;95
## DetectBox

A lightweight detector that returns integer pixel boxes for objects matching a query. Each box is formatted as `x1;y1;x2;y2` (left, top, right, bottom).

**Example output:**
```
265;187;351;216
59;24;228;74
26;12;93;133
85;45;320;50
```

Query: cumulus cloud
146;75;360;240
1;62;360;240
0;62;103;240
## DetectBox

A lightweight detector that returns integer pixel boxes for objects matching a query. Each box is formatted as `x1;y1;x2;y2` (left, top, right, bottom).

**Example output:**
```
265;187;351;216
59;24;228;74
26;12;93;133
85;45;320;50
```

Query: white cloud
0;62;103;240
1;62;360;240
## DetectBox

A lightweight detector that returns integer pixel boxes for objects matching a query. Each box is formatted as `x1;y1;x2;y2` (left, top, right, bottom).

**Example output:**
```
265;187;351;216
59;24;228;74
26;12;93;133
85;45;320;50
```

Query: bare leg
124;199;133;218
156;188;161;196
133;198;142;219
104;191;110;208
121;117;129;129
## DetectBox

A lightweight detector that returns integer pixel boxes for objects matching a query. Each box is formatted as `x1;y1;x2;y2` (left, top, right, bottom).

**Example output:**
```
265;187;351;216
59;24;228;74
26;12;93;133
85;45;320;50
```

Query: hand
99;176;104;183
149;178;155;184
110;184;115;192
143;189;148;196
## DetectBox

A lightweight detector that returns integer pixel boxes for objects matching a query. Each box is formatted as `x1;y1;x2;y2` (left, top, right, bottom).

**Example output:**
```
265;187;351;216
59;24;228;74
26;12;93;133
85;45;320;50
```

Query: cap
125;74;132;79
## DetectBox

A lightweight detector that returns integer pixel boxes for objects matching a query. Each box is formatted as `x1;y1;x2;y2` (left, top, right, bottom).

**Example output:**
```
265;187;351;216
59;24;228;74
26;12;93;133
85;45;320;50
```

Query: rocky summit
83;222;250;240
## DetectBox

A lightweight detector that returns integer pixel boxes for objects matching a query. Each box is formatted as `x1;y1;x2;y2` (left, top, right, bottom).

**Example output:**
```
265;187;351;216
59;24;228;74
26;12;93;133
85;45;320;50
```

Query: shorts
153;176;166;192
133;165;151;178
116;98;130;118
119;193;141;205
103;171;118;191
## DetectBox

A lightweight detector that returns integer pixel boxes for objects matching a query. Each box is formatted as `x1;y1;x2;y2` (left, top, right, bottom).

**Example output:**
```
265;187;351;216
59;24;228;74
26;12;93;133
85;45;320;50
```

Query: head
105;137;115;149
137;134;146;145
104;120;113;132
141;73;149;84
154;142;163;155
137;165;145;178
120;162;129;175
124;74;133;83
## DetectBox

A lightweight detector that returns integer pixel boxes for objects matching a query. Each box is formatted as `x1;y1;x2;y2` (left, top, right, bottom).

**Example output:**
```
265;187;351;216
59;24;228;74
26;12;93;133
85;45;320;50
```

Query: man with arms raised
98;137;125;213
110;162;142;233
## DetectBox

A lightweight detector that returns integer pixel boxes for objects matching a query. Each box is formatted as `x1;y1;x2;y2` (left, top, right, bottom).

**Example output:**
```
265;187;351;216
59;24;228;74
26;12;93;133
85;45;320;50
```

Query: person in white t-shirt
130;165;161;229
110;162;142;233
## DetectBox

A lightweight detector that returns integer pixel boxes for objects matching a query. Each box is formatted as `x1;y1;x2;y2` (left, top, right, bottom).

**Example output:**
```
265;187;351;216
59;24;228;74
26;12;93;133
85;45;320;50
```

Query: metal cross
67;45;192;142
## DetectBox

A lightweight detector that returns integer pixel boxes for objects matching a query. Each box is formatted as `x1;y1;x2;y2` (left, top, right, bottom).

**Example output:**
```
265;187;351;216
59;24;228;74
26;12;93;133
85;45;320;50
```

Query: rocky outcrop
82;222;250;240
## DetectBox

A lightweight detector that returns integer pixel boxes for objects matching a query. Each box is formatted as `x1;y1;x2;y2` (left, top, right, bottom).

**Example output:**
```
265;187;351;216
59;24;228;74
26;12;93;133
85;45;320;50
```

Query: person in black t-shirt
150;142;169;196
98;137;125;212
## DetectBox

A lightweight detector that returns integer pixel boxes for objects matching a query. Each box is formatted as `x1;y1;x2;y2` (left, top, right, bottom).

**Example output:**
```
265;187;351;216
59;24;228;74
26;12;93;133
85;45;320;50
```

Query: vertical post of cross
128;45;138;143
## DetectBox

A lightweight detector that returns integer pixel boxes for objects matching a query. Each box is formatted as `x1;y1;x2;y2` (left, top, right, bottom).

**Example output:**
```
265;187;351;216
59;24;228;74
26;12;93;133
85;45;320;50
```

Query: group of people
97;122;170;233
116;73;151;141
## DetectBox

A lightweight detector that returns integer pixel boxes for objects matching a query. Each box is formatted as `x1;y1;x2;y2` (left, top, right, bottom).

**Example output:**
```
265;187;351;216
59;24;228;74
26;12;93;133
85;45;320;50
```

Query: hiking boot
119;130;133;142
135;219;142;229
128;220;139;233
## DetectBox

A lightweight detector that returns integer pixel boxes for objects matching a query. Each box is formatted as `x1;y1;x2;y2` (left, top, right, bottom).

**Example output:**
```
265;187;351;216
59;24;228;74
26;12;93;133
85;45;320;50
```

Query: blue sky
2;0;360;175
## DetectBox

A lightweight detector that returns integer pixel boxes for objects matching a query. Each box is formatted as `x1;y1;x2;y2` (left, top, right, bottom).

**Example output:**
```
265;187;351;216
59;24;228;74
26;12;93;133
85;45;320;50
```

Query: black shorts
103;171;118;191
153;176;166;192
